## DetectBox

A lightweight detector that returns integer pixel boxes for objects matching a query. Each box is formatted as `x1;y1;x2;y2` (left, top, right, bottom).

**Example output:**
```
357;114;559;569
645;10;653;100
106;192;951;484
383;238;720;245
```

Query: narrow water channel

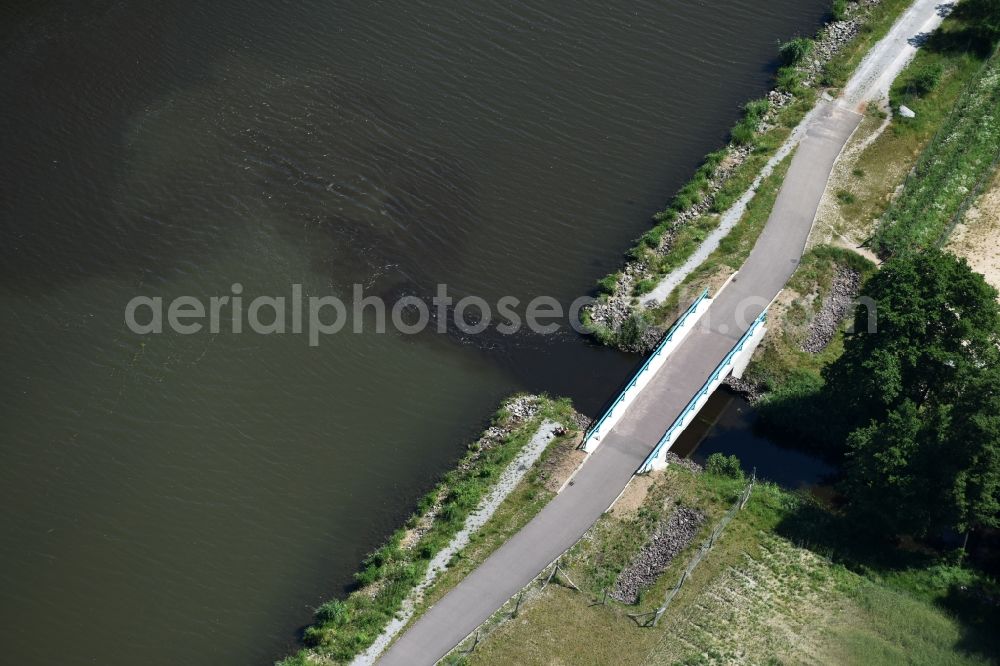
672;388;837;491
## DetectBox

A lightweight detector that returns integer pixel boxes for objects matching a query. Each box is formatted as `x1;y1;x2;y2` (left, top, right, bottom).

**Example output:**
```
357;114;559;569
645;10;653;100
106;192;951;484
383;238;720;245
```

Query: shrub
743;98;771;122
836;190;856;205
618;311;652;350
779;37;813;66
415;490;437;516
596;272;620;295
821;59;850;87
653;208;678;224
634;278;656;296
706;453;744;479
776;67;804;94
832;0;851;22
354;563;381;587
731;119;758;146
904;61;944;97
315;599;350;626
302;625;328;647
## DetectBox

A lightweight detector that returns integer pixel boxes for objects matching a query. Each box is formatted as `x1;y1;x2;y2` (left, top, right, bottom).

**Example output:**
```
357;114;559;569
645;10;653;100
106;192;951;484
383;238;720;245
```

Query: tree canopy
826;250;1000;537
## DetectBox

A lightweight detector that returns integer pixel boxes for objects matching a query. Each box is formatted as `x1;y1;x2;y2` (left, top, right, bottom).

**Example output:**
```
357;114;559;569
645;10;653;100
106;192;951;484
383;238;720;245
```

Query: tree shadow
774;498;1000;663
755;385;851;465
922;4;999;60
938;583;1000;661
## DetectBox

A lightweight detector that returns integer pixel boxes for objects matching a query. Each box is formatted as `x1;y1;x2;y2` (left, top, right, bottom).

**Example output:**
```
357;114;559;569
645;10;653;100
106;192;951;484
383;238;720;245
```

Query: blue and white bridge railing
638;309;768;474
581;289;712;454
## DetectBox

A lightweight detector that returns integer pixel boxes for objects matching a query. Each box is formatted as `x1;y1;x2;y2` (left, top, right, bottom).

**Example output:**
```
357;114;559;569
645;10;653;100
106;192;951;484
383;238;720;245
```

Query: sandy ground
948;170;1000;297
808;110;892;260
538;433;587;494
609;472;660;518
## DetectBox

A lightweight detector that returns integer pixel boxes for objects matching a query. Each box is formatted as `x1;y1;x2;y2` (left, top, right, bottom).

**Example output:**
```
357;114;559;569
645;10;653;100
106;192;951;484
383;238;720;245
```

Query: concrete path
377;3;946;663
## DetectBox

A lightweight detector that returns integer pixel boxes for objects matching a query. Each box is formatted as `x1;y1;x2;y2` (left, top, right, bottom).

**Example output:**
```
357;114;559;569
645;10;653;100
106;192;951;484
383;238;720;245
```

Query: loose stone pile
611;506;705;604
461;395;542;473
723;375;765;403
801;267;862;353
666;452;703;474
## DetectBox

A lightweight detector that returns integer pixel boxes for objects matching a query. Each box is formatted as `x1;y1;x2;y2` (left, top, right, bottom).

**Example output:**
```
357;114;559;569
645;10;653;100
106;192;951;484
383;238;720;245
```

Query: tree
945;366;1000;534
843;400;945;536
829;250;1000;537
953;0;1000;45
706;453;744;479
824;249;999;429
779;37;813;66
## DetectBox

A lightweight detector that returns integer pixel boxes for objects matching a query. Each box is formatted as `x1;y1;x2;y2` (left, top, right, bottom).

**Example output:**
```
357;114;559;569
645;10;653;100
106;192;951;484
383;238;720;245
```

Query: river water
673;389;836;490
1;1;830;664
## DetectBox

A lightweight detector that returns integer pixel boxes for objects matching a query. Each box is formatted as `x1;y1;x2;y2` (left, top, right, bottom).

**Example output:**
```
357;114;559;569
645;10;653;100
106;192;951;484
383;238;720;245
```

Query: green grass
747;245;875;392
646;153;795;328
275;395;580;665
462;466;999;666
875;48;1000;254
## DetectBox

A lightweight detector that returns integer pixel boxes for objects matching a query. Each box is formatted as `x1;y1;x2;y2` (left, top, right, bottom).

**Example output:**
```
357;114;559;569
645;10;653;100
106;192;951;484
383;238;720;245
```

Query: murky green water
1;1;829;663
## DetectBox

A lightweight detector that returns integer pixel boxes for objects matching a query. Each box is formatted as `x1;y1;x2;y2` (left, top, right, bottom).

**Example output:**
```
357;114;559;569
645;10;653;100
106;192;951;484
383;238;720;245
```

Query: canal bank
280;389;837;665
585;0;914;351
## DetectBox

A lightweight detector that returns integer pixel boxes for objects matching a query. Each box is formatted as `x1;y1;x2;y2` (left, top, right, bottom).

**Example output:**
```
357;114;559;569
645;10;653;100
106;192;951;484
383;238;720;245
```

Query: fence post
542;559;558;590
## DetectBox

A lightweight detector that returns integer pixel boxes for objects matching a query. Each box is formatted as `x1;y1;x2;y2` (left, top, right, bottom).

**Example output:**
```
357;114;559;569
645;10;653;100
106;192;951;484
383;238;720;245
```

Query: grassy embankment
744;13;1000;402
585;0;914;348
276;395;582;665
874;47;1000;254
814;9;995;253
458;465;1000;665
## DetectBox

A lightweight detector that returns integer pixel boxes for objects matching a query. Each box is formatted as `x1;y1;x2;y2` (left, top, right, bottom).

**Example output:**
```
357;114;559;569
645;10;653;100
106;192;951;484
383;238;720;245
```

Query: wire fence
629;470;756;628
446;470;757;659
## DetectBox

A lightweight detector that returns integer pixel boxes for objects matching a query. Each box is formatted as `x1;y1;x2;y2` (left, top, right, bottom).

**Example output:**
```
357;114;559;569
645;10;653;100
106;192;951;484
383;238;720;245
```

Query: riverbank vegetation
585;0;914;349
456;463;999;665
276;395;582;665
